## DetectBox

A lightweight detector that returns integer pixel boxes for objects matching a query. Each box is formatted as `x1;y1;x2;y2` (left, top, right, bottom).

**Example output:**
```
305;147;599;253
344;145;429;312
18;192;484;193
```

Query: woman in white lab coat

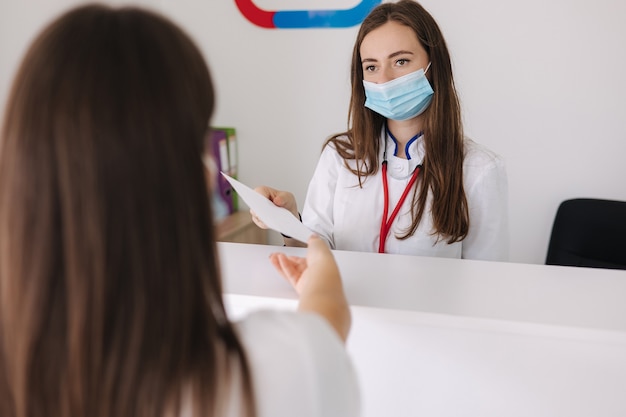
253;0;508;261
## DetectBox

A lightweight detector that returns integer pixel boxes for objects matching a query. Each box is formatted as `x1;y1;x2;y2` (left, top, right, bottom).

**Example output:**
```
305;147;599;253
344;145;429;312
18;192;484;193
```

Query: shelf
216;211;267;244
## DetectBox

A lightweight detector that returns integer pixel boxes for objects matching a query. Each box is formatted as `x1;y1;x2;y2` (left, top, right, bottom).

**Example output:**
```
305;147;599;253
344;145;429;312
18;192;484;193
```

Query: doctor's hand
269;235;350;342
250;185;299;229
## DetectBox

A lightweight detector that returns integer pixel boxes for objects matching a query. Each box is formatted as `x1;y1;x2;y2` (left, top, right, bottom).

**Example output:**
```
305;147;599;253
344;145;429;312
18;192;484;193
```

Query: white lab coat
302;132;509;261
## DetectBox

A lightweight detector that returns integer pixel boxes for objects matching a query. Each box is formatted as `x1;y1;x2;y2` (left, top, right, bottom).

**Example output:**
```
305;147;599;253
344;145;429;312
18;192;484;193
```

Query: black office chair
546;198;626;270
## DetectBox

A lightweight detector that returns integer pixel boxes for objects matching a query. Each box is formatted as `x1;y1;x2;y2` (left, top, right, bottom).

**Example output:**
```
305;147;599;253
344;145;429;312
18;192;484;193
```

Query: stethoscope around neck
378;128;424;253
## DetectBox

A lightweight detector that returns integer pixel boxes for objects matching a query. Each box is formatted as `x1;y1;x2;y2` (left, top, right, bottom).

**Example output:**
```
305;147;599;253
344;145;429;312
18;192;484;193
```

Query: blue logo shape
235;0;382;29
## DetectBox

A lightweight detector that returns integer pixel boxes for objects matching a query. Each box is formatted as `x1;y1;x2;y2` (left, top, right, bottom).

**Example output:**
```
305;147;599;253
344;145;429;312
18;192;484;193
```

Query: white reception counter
218;242;626;417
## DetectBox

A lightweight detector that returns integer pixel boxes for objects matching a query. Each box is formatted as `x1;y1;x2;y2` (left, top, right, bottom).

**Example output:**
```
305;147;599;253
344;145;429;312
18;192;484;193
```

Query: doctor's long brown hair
327;0;469;243
0;5;254;417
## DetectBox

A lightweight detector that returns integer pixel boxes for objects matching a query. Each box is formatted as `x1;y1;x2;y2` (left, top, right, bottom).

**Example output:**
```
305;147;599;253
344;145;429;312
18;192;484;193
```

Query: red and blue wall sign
235;0;382;29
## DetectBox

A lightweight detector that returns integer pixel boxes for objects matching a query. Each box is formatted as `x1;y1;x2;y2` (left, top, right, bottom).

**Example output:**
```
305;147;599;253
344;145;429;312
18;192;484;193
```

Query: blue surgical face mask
363;63;434;121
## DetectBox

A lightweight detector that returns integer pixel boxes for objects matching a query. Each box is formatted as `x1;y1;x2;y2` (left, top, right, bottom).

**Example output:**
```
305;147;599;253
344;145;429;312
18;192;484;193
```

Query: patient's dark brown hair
0;4;254;417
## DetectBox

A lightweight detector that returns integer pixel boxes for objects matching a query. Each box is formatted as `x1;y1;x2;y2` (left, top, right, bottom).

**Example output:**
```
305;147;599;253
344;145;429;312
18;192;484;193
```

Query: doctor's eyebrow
361;50;414;63
388;50;414;59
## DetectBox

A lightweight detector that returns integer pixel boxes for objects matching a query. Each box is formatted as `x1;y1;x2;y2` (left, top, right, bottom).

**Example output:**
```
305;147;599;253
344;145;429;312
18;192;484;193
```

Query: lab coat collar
382;129;424;180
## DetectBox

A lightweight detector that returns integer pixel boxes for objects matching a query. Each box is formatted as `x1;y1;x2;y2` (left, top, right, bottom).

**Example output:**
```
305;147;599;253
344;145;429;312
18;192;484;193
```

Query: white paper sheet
221;172;314;244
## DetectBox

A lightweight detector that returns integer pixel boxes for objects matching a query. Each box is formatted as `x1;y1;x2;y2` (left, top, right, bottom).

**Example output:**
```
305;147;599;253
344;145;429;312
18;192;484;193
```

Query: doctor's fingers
254;186;297;213
250;210;269;229
273;191;297;214
253;185;278;201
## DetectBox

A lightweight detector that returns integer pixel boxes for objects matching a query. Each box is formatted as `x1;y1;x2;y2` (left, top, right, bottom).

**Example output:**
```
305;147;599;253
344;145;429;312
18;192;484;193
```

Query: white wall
2;0;625;264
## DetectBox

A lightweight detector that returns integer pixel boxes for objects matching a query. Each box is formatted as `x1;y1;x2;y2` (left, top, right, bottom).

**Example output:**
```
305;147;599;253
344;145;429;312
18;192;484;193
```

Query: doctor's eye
363;65;376;72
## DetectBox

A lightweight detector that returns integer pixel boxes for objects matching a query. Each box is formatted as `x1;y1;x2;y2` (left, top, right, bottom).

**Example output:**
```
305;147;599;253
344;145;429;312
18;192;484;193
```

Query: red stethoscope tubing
378;162;421;253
